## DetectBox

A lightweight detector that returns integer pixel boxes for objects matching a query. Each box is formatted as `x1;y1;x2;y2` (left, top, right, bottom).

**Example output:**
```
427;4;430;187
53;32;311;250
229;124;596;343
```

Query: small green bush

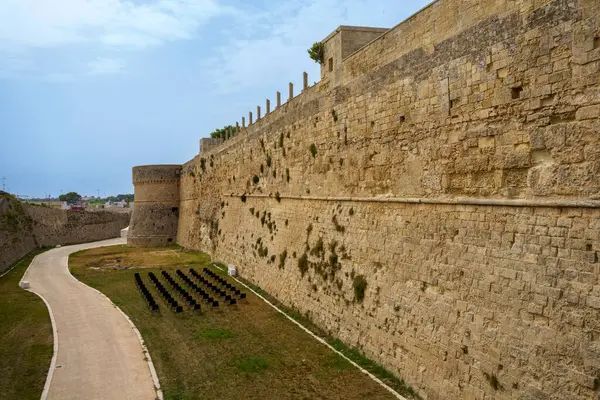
309;143;317;158
252;175;259;184
353;275;367;303
278;250;287;269
307;42;325;64
298;253;309;276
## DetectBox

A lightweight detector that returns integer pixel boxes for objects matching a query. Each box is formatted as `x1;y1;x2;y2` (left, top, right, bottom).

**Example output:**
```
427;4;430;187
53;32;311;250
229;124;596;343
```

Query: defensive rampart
0;192;130;273
135;0;600;398
128;165;181;246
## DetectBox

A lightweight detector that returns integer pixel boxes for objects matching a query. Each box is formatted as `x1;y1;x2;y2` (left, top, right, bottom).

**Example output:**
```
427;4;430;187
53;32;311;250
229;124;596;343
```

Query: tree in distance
58;192;82;204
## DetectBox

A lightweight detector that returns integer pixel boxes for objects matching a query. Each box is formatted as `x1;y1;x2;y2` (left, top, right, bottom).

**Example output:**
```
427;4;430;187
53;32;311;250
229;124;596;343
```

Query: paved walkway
22;238;157;400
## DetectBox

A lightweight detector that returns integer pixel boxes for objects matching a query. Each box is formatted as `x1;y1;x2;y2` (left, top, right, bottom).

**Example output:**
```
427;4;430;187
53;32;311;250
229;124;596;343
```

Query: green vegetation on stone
209;125;236;139
307;42;325;64
353;275;367;303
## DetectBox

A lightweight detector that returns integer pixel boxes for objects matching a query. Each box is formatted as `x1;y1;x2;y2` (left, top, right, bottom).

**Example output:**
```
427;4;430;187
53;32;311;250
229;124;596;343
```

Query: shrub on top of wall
307;42;325;64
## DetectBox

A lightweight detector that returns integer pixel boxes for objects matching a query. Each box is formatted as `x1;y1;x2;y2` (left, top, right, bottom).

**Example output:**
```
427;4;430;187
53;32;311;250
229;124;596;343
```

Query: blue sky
0;0;429;198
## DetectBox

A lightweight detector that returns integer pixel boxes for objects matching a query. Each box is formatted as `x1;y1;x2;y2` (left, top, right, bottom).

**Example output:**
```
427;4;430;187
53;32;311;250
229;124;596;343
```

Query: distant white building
105;200;129;208
60;201;71;210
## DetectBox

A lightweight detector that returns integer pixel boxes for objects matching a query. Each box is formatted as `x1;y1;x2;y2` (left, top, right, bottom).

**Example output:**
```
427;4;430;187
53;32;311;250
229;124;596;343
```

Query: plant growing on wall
209;125;235;139
298;253;309;276
278;250;287;269
353;275;367;303
307;42;325;64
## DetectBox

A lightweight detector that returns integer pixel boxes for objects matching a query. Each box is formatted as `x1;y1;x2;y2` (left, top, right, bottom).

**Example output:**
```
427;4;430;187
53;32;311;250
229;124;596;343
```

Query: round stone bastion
127;164;182;246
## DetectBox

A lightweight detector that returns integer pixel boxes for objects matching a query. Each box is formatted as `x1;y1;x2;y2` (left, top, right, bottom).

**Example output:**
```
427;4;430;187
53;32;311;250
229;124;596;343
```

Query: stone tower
127;164;181;246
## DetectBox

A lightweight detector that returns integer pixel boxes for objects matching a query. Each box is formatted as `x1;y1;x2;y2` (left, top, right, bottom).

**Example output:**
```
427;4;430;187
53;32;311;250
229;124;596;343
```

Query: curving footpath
21;238;159;400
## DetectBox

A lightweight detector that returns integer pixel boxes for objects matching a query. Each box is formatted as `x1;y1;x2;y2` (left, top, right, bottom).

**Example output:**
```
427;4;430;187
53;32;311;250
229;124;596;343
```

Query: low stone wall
25;205;131;247
0;192;130;274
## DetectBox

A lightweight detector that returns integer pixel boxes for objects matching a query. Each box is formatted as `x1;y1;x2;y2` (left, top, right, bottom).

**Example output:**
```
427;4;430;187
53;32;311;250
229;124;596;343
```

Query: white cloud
0;0;233;50
87;57;125;75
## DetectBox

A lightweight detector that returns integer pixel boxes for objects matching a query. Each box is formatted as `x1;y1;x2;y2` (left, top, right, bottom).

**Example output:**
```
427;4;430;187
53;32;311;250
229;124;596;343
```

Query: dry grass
70;245;396;400
0;249;53;400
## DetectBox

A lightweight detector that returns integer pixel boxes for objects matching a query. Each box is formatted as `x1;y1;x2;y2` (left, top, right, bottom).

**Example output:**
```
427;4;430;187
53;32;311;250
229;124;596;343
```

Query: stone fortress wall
135;0;600;398
0;192;130;274
128;165;181;246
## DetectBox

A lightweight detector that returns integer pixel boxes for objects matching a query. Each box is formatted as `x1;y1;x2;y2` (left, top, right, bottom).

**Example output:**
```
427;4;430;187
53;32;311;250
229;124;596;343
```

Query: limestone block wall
321;26;389;85
25;205;131;246
128;165;181;246
0;193;36;274
173;0;600;398
0;192;131;273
